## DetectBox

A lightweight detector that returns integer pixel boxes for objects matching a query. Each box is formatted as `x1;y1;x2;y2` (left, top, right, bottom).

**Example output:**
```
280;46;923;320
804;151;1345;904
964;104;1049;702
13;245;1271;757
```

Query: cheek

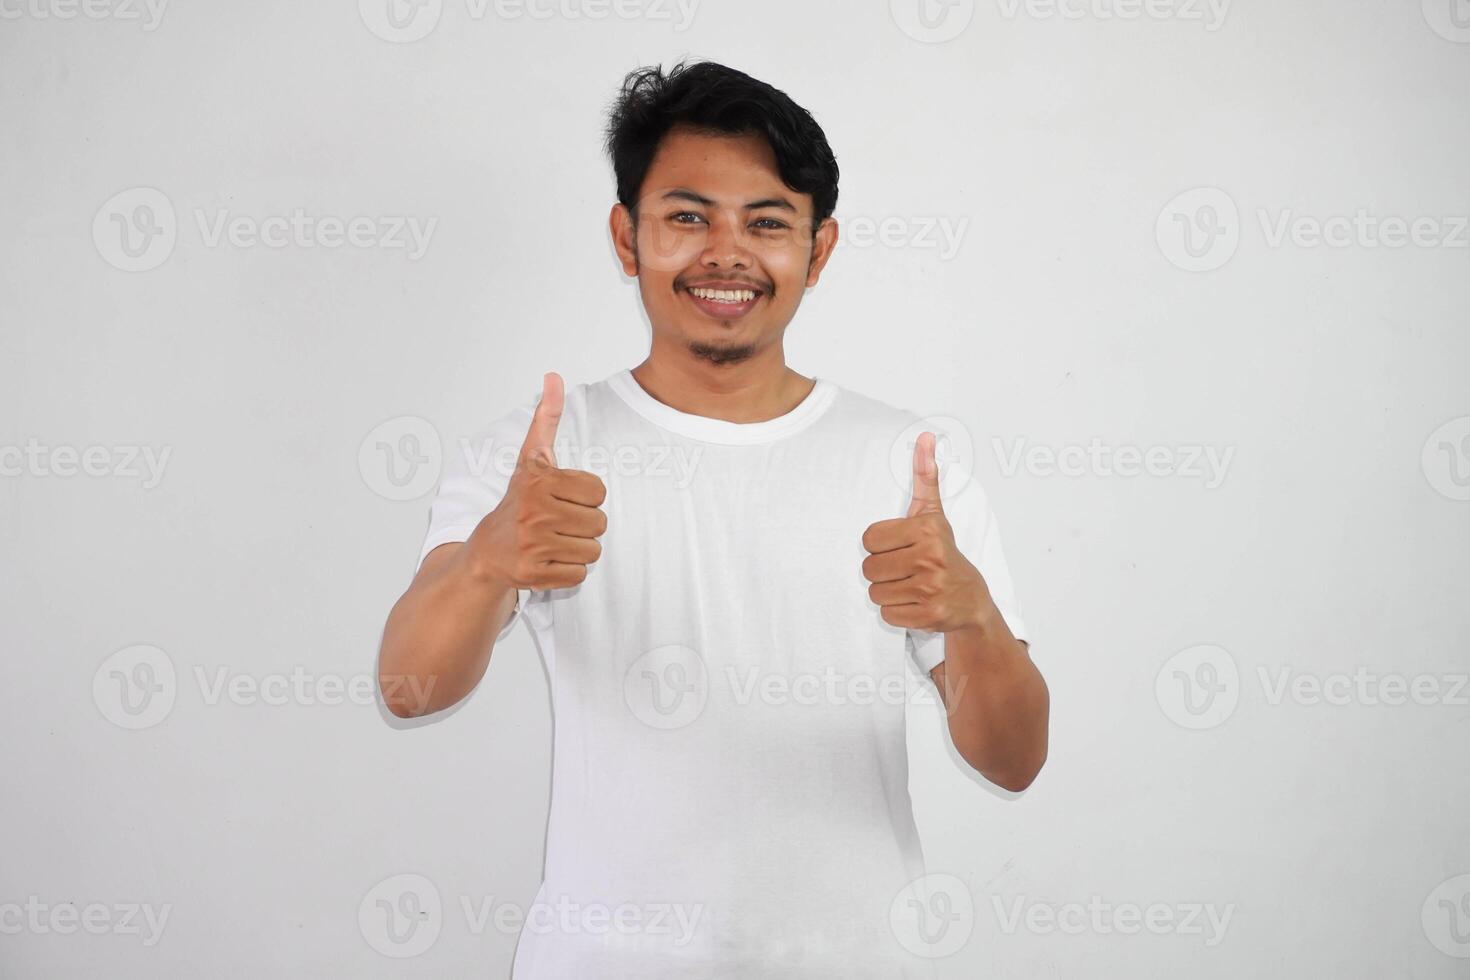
758;245;814;295
636;223;705;274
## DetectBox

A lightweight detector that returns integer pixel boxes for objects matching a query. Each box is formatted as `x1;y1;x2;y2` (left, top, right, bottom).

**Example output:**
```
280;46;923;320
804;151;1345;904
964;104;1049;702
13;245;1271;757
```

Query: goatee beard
688;340;757;366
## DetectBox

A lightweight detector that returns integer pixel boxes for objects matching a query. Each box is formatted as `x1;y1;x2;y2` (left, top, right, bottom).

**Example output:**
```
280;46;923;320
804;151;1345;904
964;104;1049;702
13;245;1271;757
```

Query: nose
699;206;751;270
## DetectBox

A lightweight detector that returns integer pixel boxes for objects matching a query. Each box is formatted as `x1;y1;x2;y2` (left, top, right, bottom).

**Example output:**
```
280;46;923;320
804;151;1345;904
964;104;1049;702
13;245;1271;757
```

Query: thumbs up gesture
464;372;608;590
861;432;989;633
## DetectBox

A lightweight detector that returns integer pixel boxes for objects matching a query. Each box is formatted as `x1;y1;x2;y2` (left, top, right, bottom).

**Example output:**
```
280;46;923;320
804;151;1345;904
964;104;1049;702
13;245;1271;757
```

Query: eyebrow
660;189;799;213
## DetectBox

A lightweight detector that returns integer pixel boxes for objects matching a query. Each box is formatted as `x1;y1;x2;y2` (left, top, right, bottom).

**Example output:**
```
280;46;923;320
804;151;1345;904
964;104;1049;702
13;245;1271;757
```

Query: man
378;60;1048;978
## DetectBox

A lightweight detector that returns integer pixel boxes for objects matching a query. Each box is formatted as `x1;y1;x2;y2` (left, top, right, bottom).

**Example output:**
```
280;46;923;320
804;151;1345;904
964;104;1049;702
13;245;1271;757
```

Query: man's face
611;126;838;366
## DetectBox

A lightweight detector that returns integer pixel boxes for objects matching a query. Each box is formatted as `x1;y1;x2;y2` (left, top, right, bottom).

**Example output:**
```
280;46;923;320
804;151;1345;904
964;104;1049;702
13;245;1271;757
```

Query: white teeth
690;287;757;303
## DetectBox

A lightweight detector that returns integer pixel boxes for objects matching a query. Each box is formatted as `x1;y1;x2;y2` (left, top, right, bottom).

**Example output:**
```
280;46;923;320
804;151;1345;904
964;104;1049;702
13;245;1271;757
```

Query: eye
752;218;789;231
670;211;706;225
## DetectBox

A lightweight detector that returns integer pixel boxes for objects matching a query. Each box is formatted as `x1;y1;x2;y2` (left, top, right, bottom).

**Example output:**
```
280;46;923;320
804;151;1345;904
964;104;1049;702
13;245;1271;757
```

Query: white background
3;0;1468;976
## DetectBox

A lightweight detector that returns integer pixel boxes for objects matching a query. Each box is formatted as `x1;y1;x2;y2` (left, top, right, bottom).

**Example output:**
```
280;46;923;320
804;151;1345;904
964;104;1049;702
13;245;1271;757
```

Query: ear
804;216;839;288
609;202;639;278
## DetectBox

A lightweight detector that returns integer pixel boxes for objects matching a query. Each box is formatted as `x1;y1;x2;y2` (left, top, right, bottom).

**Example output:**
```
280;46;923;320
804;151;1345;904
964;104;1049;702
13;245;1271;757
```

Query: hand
464;372;608;590
861;431;989;633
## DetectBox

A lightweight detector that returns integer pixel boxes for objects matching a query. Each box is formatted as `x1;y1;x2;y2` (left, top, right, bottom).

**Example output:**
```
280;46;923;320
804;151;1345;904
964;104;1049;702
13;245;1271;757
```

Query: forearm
378;543;517;718
937;605;1049;791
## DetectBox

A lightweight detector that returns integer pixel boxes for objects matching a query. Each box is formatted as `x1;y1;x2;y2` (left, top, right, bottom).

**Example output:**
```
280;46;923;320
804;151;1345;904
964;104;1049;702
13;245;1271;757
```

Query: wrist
453;535;514;594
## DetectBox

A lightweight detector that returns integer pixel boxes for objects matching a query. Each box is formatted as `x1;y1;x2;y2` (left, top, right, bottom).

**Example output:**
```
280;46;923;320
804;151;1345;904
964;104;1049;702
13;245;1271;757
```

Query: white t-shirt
418;368;1029;978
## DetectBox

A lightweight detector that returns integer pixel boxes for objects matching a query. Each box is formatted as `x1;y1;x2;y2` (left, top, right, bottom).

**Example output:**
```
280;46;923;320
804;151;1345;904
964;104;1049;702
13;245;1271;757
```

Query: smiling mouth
683;285;764;320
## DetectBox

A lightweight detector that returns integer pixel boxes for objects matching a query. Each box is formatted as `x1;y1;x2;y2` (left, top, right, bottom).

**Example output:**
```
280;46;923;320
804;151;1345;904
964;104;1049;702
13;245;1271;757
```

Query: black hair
603;60;840;232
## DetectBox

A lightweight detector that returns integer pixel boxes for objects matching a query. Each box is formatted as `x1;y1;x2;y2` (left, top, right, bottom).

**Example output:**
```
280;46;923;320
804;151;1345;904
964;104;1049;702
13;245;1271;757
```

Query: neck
630;343;815;424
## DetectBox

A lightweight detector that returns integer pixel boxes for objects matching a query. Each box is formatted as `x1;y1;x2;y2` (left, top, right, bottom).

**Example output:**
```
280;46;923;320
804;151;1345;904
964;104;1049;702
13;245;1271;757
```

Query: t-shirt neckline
606;368;837;446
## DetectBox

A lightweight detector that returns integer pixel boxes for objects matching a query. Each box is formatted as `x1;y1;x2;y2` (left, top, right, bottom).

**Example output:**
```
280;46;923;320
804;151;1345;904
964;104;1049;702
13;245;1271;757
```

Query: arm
377;372;606;719
377;542;519;718
930;616;1049;792
863;430;1049;791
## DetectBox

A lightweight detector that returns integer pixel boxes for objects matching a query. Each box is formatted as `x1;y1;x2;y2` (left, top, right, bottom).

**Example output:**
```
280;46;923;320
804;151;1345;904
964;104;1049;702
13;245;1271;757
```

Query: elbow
989;753;1045;793
957;736;1047;793
378;646;431;719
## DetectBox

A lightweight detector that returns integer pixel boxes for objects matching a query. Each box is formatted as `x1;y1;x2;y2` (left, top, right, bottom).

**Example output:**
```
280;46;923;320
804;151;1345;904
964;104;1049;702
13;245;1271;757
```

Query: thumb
518;372;564;471
906;430;944;518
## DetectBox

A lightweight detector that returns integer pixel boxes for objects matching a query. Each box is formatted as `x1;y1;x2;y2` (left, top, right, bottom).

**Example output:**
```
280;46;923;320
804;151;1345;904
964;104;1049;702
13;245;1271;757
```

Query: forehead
641;126;806;210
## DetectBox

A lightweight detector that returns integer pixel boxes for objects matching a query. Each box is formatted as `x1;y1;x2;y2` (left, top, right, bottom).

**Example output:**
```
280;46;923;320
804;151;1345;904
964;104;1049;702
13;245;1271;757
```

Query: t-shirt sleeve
906;475;1030;675
417;398;538;642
